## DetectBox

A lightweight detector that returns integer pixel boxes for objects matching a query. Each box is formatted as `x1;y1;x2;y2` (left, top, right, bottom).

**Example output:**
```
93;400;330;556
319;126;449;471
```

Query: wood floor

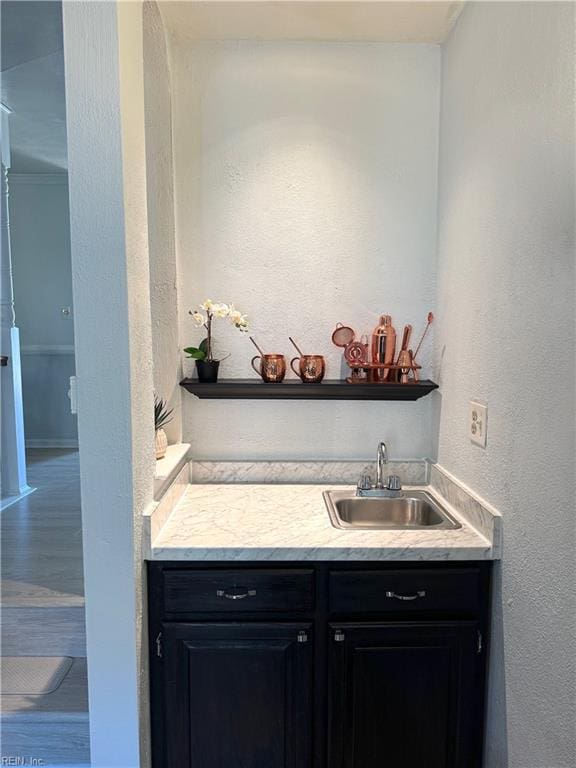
2;449;85;607
1;449;90;765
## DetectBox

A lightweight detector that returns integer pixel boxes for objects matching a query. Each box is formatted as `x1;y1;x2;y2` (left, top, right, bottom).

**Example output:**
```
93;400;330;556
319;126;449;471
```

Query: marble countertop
150;482;499;561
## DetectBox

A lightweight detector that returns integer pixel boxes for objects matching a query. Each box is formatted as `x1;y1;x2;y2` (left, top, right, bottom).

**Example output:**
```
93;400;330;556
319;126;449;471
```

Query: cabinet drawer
163;569;315;613
329;568;481;614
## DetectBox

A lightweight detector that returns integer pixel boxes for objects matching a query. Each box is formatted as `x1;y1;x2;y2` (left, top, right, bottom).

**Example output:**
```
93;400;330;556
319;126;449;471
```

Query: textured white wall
9;174;77;445
434;3;576;766
144;1;182;445
172;41;440;459
63;1;155;766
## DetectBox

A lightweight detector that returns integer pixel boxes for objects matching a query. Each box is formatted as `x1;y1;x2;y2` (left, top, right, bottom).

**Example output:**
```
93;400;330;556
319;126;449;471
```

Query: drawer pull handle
216;588;257;601
385;590;426;601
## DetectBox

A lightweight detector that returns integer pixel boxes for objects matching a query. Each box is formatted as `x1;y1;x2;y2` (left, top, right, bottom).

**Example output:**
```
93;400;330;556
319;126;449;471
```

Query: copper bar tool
289;337;305;356
249;336;265;356
397;324;412;362
397;349;412;384
413;312;434;361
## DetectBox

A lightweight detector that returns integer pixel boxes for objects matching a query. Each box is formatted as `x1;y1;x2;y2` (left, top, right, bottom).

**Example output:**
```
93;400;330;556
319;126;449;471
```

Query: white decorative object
1;154;31;500
155;428;168;460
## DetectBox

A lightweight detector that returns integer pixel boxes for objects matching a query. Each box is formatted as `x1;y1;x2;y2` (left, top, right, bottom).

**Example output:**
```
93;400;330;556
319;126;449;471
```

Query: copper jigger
397;349;412;384
251;354;286;383
290;355;325;383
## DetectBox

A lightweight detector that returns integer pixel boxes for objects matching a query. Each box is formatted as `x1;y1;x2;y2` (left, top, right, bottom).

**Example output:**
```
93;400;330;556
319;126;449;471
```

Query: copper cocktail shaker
371;315;396;381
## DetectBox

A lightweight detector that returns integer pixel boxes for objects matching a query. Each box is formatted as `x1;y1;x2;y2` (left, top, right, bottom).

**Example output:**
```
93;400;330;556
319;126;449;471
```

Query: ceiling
0;1;465;173
1;1;67;173
1;0;63;72
160;1;465;43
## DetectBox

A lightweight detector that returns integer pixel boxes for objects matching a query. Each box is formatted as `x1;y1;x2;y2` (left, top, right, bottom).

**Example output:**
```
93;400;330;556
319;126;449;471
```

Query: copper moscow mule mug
251;354;286;383
290;355;325;383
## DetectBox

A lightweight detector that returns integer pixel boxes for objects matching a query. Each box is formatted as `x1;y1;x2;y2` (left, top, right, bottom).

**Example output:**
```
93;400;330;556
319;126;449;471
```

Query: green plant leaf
183;346;207;360
199;338;208;354
154;395;173;430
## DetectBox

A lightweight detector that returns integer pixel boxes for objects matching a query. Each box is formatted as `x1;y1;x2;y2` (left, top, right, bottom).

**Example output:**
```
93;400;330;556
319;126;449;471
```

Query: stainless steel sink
323;489;461;530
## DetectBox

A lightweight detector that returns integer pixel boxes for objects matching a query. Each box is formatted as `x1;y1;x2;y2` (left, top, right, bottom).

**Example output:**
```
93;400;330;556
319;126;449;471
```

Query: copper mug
251;354;286;383
290;355;325;383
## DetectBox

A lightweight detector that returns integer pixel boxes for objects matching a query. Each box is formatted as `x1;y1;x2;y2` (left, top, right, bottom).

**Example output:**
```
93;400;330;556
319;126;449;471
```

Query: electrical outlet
469;401;487;448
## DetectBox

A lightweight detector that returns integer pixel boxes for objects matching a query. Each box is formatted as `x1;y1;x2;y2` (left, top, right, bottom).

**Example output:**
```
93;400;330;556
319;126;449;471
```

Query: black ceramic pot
196;359;220;383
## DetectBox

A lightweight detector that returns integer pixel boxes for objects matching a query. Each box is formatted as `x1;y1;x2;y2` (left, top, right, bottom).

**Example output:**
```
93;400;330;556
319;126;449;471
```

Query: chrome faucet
376;441;388;489
356;441;402;497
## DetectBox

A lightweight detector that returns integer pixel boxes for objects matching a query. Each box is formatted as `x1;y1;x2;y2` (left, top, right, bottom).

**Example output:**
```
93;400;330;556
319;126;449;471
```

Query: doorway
0;2;89;765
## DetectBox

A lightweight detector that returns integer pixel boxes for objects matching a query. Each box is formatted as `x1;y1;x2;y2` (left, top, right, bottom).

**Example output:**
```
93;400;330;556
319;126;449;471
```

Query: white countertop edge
151;547;494;561
153;443;191;500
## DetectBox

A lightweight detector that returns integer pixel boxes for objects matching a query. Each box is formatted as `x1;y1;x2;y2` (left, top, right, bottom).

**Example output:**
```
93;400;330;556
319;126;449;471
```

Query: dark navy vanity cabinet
148;561;491;768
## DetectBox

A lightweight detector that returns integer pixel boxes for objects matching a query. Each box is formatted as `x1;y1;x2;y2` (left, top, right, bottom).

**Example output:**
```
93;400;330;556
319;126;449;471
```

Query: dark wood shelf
180;378;438;401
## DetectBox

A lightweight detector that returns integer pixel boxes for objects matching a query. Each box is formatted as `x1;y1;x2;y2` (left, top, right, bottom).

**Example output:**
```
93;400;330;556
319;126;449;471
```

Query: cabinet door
163;622;313;768
328;622;482;768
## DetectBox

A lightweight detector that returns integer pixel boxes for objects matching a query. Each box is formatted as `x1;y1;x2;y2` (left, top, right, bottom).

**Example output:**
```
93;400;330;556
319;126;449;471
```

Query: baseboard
21;345;75;355
25;439;79;449
9;172;68;186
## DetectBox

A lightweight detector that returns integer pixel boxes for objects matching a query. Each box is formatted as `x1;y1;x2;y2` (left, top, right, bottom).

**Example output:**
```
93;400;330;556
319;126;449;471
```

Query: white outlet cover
469;401;488;448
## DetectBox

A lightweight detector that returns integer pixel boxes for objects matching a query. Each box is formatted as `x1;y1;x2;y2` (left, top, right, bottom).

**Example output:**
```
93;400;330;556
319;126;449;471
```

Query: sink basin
323;490;461;530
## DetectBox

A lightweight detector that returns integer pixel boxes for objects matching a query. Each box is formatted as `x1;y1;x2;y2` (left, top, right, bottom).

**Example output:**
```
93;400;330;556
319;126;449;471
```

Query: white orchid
228;306;249;330
212;303;230;318
236;316;249;331
229;309;242;323
185;299;250;362
190;311;206;326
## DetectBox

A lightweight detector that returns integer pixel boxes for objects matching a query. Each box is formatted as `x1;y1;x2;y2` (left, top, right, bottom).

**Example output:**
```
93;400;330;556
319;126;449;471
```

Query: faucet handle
386;475;402;491
357;473;373;491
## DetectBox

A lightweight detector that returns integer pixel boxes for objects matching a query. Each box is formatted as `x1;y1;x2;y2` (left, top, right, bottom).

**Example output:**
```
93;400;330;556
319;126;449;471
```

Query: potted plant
154;396;173;460
184;300;249;383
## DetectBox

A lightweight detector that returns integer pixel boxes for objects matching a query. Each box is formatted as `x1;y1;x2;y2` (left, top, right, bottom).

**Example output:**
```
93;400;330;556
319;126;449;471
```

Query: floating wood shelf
180;379;438;401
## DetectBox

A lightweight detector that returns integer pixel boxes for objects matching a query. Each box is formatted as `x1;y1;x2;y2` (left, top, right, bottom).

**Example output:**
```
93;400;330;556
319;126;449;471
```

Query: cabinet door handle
216;588;257;601
385;590;426;601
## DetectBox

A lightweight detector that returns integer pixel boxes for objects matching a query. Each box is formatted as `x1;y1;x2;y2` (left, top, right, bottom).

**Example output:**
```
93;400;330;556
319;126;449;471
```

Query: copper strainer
331;322;355;348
